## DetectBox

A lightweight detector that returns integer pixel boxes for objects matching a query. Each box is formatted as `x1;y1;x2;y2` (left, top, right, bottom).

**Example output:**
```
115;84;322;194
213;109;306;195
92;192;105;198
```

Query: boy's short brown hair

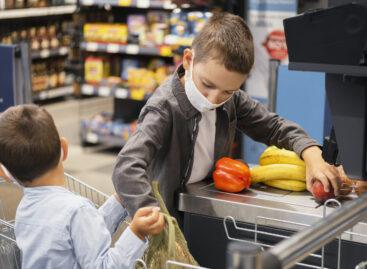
192;12;254;74
0;105;61;182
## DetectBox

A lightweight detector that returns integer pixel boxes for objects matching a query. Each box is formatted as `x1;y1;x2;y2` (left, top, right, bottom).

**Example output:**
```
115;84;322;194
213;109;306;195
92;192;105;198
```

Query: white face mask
0;148;64;187
184;56;232;113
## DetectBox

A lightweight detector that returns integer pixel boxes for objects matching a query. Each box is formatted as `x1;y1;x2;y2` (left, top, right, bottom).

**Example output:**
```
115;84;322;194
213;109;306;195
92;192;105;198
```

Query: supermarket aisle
45;98;117;195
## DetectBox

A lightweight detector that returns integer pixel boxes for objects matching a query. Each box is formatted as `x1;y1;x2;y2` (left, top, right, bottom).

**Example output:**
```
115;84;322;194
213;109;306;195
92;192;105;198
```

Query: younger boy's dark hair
0;105;61;183
192;12;254;74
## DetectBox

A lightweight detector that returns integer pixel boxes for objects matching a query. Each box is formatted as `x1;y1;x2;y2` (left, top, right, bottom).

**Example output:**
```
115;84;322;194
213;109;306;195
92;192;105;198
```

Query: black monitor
284;1;367;179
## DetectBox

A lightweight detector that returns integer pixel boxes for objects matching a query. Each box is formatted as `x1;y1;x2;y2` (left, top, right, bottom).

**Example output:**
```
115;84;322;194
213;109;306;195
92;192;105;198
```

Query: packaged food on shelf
120;59;140;81
85;56;110;84
169;9;189;37
127;15;147;45
84;23;128;44
81;112;138;141
187;11;212;36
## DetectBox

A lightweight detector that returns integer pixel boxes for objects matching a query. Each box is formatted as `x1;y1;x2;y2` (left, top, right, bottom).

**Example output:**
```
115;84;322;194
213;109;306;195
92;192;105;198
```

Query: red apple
312;180;335;203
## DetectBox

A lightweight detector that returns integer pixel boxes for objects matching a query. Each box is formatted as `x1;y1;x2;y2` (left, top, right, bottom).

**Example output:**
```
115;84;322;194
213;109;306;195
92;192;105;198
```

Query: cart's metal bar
64;173;108;200
266;192;367;269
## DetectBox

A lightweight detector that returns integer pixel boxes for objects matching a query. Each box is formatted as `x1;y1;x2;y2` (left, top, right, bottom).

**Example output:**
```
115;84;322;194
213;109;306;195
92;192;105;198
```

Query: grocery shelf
80;130;127;147
31;47;69;60
81;83;152;101
33;85;74;101
0;5;77;20
80;0;176;10
80;41;173;57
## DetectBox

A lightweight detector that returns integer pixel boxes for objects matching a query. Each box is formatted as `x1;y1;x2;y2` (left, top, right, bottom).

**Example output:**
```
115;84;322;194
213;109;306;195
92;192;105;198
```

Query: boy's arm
98;195;129;235
71;204;148;269
112;107;171;217
236;91;340;194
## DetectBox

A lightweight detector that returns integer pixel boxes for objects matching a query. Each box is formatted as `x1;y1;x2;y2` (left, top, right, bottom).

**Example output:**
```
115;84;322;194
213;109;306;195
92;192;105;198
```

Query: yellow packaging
84;24;128;44
85;57;110;84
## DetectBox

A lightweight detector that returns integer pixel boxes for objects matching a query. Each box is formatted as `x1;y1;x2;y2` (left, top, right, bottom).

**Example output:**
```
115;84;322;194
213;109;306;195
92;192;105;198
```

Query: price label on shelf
118;0;131;6
130;88;145;101
106;44;120;53
40;50;50;58
81;0;95;5
82;84;95;95
86;132;98;144
137;0;150;8
86;42;98;52
126;44;139;55
38;92;48;100
163;1;176;9
99;86;111;97
59;47;68;55
115;88;129;99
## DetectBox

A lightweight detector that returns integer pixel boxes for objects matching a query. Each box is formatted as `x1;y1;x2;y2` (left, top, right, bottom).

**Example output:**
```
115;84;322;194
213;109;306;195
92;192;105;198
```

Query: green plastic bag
136;181;199;269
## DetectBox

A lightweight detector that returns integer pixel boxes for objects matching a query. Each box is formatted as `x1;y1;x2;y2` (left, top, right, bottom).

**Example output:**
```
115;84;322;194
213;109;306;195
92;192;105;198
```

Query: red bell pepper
213;157;251;193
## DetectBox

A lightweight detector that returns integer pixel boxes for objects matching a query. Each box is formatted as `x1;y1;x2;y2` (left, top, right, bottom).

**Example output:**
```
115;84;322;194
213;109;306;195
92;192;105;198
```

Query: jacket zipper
181;115;200;187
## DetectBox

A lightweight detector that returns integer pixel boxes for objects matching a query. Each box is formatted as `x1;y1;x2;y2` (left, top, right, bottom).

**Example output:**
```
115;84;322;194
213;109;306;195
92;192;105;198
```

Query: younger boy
112;13;341;220
0;105;165;269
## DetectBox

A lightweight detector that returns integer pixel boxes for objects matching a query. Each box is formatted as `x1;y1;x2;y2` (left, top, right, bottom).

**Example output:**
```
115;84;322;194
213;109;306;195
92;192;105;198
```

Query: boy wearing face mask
112;13;341;220
0;105;165;269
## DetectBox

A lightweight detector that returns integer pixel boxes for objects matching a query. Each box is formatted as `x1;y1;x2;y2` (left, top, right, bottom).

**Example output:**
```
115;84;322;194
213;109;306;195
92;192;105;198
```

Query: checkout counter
178;1;367;268
178;181;367;269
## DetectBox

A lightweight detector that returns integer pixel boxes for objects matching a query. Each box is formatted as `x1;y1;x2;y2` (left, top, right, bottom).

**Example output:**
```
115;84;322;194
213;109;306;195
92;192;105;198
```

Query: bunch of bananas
251;146;307;191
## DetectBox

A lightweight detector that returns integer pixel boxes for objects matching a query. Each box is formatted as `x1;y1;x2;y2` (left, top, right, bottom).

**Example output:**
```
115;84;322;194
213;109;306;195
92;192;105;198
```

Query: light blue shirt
15;186;148;269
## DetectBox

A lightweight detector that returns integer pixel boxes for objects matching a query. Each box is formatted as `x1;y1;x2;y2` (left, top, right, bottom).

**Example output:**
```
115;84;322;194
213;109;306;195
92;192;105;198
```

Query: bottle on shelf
30;27;41;51
49;25;60;49
39;26;50;50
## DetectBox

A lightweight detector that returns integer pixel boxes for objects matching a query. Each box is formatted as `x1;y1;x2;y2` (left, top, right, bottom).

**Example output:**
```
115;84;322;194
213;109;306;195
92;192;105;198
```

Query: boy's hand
130;207;165;240
302;146;341;196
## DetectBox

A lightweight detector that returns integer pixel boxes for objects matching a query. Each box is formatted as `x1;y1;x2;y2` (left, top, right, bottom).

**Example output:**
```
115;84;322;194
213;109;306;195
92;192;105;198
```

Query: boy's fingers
325;171;341;196
149;214;165;234
136;206;159;217
306;177;314;193
144;210;160;225
317;174;330;193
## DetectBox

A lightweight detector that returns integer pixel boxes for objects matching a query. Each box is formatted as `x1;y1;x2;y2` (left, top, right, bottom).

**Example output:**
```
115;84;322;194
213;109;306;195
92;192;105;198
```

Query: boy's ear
60;137;69;162
182;48;193;71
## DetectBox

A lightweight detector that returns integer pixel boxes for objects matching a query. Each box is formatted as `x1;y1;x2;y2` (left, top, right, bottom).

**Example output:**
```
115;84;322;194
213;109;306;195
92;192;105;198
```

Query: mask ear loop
0;163;22;187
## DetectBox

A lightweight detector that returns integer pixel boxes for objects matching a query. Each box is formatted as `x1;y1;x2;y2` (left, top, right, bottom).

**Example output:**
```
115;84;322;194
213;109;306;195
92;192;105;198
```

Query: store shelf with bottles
31;46;69;59
80;112;137;147
33;85;74;101
32;58;75;101
80;0;176;10
0;4;77;20
0;17;76;101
